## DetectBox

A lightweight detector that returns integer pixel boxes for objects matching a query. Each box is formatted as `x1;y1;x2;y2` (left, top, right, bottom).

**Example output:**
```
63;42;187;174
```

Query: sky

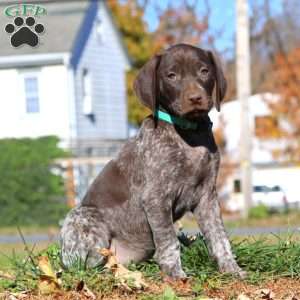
142;0;284;56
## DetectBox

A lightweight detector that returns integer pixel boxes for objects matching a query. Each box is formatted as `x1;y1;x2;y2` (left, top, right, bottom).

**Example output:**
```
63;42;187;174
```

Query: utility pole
236;0;252;218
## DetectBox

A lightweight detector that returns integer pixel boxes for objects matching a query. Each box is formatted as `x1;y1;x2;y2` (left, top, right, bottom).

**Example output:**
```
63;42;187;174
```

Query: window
95;14;104;43
255;115;280;139
24;76;40;113
233;179;241;193
82;68;95;123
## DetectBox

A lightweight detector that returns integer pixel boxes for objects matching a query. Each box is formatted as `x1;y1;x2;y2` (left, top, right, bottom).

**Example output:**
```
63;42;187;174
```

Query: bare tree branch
264;0;299;85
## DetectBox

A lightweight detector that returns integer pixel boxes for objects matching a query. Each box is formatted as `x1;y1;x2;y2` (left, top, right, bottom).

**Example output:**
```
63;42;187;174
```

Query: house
0;0;131;203
0;0;131;151
209;94;300;210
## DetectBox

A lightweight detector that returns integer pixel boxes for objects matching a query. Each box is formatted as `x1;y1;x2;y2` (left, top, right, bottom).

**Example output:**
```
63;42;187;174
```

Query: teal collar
154;109;212;131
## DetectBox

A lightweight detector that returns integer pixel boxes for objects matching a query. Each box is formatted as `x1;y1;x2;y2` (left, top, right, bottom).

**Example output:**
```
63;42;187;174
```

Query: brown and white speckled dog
60;44;245;279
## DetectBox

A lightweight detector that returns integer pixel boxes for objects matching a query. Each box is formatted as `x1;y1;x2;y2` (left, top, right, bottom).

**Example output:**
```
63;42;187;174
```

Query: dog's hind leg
60;206;110;268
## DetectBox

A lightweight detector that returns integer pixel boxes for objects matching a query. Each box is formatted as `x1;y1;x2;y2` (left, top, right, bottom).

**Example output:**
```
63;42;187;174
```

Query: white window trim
19;70;41;116
82;68;93;116
95;12;105;44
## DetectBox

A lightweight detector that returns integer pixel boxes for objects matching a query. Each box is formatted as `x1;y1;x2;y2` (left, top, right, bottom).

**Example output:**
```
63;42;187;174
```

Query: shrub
248;204;270;219
0;136;69;226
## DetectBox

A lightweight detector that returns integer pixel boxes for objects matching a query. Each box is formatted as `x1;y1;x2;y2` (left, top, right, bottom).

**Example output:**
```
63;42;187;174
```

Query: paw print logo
5;17;45;48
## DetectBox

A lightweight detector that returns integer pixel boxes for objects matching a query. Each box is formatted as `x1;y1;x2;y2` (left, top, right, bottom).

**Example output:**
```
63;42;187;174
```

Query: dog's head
134;44;227;120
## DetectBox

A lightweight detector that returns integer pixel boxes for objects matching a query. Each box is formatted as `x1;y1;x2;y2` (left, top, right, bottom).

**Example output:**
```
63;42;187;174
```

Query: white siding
209;94;277;164
210;94;300;206
73;1;128;140
0;65;71;140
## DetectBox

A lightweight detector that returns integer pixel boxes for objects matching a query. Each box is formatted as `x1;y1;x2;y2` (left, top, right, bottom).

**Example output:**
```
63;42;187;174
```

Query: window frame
21;71;41;114
82;68;95;122
254;115;279;139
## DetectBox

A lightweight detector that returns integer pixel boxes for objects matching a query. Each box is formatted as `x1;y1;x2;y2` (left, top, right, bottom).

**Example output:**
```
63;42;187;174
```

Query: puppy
61;44;245;279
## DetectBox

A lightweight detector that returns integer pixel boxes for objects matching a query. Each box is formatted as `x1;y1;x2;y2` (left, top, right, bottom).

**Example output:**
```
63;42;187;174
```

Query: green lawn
0;226;59;236
225;210;300;228
180;210;300;230
1;233;300;299
0;242;51;270
2;210;300;271
1;218;300;299
0;227;59;270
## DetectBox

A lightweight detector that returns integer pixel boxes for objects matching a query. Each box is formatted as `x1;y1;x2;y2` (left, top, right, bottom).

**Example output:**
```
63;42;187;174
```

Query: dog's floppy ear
208;51;227;112
133;54;161;113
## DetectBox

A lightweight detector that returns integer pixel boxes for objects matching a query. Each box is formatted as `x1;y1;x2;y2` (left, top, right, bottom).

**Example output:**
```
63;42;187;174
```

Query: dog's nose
189;93;203;103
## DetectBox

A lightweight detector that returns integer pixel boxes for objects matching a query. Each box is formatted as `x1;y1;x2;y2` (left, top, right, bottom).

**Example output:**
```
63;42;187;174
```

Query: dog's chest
186;145;210;165
180;144;215;177
171;145;217;218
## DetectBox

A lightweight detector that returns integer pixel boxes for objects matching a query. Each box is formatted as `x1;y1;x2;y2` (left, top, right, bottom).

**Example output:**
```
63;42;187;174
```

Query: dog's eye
167;72;177;80
199;68;209;76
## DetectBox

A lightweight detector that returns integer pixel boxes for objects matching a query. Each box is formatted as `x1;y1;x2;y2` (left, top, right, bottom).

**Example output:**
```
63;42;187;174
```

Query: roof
0;0;131;69
0;0;91;57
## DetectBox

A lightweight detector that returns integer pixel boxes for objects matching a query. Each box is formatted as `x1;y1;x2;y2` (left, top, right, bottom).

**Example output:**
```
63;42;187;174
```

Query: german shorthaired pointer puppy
61;44;245;279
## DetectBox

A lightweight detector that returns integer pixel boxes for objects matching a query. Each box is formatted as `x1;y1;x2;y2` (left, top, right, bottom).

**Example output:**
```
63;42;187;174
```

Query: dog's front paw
219;260;246;279
161;264;187;279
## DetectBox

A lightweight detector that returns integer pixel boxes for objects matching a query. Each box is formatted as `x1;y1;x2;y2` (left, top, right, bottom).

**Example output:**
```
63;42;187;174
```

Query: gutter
0;52;69;69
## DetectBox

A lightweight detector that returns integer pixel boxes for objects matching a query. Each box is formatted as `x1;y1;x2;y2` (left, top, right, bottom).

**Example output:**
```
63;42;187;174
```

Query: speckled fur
60;44;245;279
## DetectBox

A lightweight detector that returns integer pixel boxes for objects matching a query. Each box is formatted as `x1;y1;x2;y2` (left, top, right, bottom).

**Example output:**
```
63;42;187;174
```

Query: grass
0;242;53;270
180;210;300;230
225;210;300;228
1;233;300;299
0;226;59;236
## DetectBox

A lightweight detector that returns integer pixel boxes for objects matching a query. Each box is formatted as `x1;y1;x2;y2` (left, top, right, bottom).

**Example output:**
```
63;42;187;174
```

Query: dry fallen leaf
38;276;60;295
7;291;29;300
162;276;192;297
82;285;96;300
0;270;15;280
282;295;299;300
100;248;148;291
115;265;148;290
37;256;61;295
76;280;96;300
255;288;275;300
38;256;56;278
99;248;117;268
197;297;222;300
237;293;251;300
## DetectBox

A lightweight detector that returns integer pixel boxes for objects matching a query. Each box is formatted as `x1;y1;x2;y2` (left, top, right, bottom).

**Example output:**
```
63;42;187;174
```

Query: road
0;226;299;244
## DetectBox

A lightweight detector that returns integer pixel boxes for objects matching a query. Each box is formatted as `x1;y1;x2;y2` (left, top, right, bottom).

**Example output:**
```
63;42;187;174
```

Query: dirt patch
205;278;300;299
1;278;300;299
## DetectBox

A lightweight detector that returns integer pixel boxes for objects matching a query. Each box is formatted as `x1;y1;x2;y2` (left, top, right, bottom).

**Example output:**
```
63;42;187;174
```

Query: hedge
0;136;69;226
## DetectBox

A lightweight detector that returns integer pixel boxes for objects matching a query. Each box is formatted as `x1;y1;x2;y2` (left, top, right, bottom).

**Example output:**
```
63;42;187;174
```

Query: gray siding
74;1;128;140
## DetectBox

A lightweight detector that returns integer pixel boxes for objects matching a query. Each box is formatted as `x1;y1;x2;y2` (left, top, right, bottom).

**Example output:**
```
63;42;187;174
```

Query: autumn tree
107;0;153;125
266;48;300;161
152;0;212;52
245;0;300;161
225;0;300;100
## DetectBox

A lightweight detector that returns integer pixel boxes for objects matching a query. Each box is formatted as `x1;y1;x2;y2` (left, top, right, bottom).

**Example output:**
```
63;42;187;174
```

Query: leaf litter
99;248;148;291
1;234;300;299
